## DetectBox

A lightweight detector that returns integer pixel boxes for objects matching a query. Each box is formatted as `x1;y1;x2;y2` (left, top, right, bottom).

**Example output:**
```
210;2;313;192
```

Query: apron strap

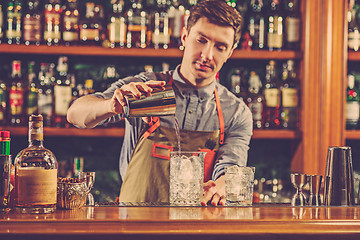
143;117;160;139
214;88;225;145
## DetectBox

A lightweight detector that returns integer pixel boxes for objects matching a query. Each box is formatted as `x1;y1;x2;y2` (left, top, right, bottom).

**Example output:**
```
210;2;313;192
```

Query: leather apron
119;79;225;203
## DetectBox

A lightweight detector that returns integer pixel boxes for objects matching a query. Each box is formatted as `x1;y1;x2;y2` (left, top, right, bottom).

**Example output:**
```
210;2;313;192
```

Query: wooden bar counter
1;204;360;240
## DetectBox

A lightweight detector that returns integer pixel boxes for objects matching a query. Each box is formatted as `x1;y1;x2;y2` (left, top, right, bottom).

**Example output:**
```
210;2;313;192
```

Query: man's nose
201;44;214;61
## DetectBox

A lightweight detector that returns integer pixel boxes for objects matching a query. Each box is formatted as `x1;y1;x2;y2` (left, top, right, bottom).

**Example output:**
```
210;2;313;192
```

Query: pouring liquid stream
173;115;181;155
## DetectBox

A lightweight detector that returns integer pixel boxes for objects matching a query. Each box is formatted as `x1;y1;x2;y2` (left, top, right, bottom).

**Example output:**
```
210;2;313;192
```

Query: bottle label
54;85;72;116
108;17;127;43
268;16;283;48
23;16;42;42
268;32;283;48
38;93;53;116
44;12;61;40
17;168;57;205
282;88;298;107
80;29;100;41
248;102;263;121
63;15;79;42
9;87;24;114
348;30;360;51
346;101;360;121
285;17;300;43
63;31;78;42
264;88;280;107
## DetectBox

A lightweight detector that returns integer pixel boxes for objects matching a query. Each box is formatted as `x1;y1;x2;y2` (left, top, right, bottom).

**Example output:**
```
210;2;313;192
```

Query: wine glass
290;173;308;206
79;172;96;206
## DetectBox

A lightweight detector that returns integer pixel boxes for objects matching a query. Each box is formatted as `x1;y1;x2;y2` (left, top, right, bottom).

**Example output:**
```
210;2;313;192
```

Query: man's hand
109;80;166;114
201;175;226;206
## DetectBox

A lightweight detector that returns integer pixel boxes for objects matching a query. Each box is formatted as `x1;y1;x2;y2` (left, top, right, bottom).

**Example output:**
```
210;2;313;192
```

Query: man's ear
180;27;188;47
225;47;235;63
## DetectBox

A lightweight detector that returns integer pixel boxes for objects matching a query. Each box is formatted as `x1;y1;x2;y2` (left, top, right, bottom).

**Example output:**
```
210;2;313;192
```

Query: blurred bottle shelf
0;44;302;60
348;51;360;61
0;126;300;139
345;130;360;140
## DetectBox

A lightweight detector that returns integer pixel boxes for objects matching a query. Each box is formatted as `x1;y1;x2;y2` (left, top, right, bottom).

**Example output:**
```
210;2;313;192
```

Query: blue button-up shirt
93;65;253;182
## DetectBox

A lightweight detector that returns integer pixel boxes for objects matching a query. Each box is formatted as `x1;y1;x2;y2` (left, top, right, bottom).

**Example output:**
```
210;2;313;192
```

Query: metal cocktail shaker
123;84;176;118
324;146;355;206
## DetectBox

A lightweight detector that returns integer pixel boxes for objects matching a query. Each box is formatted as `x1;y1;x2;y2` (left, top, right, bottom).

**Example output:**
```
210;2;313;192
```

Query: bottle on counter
267;0;284;51
263;60;281;129
43;0;62;46
53;56;72;128
5;0;22;45
62;0;80;46
8;60;25;126
280;60;299;129
23;0;42;46
246;71;264;129
346;74;360;129
14;114;58;214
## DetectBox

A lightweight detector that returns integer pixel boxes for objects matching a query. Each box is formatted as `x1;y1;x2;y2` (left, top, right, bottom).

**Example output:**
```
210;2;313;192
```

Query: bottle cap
0;131;10;139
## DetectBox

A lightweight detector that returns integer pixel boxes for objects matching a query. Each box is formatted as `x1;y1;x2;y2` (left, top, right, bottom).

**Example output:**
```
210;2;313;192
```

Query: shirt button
189;110;193;114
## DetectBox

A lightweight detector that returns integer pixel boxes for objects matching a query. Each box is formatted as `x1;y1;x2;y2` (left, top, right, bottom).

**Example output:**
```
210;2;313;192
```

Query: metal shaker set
291;146;356;206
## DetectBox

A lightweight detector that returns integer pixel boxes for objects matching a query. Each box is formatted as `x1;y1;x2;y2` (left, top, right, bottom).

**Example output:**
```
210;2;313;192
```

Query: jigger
308;175;323;206
290;173;308;206
324;146;355;206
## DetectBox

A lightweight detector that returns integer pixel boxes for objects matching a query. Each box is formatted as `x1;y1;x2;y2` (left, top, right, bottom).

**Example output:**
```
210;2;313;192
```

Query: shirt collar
172;65;216;101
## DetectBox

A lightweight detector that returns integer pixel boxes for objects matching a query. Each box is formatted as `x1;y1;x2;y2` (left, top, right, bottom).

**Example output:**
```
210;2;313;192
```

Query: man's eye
197;38;207;43
217;46;226;51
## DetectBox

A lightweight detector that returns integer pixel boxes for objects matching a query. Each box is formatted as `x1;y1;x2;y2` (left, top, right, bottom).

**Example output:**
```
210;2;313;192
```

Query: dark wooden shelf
345;130;360;140
0;126;300;139
0;44;302;60
348;51;360;61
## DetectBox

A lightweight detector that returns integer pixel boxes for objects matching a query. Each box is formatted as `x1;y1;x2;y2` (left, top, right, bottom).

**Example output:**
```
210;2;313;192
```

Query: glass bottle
15;114;58;214
108;0;127;48
247;0;266;50
23;0;42;46
43;0;62;46
53;56;72;128
348;0;360;51
62;0;79;46
37;63;53;127
126;0;147;48
346;74;360;129
263;60;281;129
79;2;102;46
280;60;299;129
6;0;22;45
26;61;38;118
284;0;301;50
0;67;7;125
246;71;264;129
8;60;25;126
267;0;284;51
151;0;170;49
0;3;4;43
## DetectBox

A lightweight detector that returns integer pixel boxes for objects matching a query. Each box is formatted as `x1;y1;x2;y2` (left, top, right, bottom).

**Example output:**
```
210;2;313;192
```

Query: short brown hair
187;0;243;48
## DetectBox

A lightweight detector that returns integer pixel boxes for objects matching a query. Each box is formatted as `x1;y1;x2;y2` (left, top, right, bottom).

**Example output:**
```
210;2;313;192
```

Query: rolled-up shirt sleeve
212;100;253;180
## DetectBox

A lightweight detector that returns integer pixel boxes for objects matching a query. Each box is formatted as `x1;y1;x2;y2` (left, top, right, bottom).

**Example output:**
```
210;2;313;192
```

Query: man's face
180;17;235;87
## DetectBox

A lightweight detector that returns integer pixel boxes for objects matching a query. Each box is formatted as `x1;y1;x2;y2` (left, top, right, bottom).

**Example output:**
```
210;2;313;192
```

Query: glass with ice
170;152;206;206
225;165;255;206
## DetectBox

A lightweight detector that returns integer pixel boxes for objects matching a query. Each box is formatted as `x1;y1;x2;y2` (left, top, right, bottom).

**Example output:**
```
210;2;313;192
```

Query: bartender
67;0;253;206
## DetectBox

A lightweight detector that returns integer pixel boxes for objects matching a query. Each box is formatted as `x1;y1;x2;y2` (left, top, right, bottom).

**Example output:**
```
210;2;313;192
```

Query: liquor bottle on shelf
346;74;360;129
108;0;127;48
167;0;185;49
280;60;299;129
263;60;281;129
8;60;25;126
348;0;360;51
152;0;170;49
23;0;42;46
79;1;102;46
0;68;7;125
246;71;264;129
53;56;72;128
283;0;301;50
228;68;242;98
267;0;284;51
0;3;4;44
5;0;22;45
26;61;38;118
247;0;266;50
126;0;147;48
62;0;79;46
73;156;84;178
37;63;53;127
14;114;58;214
43;0;62;46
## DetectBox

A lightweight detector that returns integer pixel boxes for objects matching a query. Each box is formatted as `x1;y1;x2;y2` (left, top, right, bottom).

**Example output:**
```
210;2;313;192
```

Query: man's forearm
67;95;116;128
